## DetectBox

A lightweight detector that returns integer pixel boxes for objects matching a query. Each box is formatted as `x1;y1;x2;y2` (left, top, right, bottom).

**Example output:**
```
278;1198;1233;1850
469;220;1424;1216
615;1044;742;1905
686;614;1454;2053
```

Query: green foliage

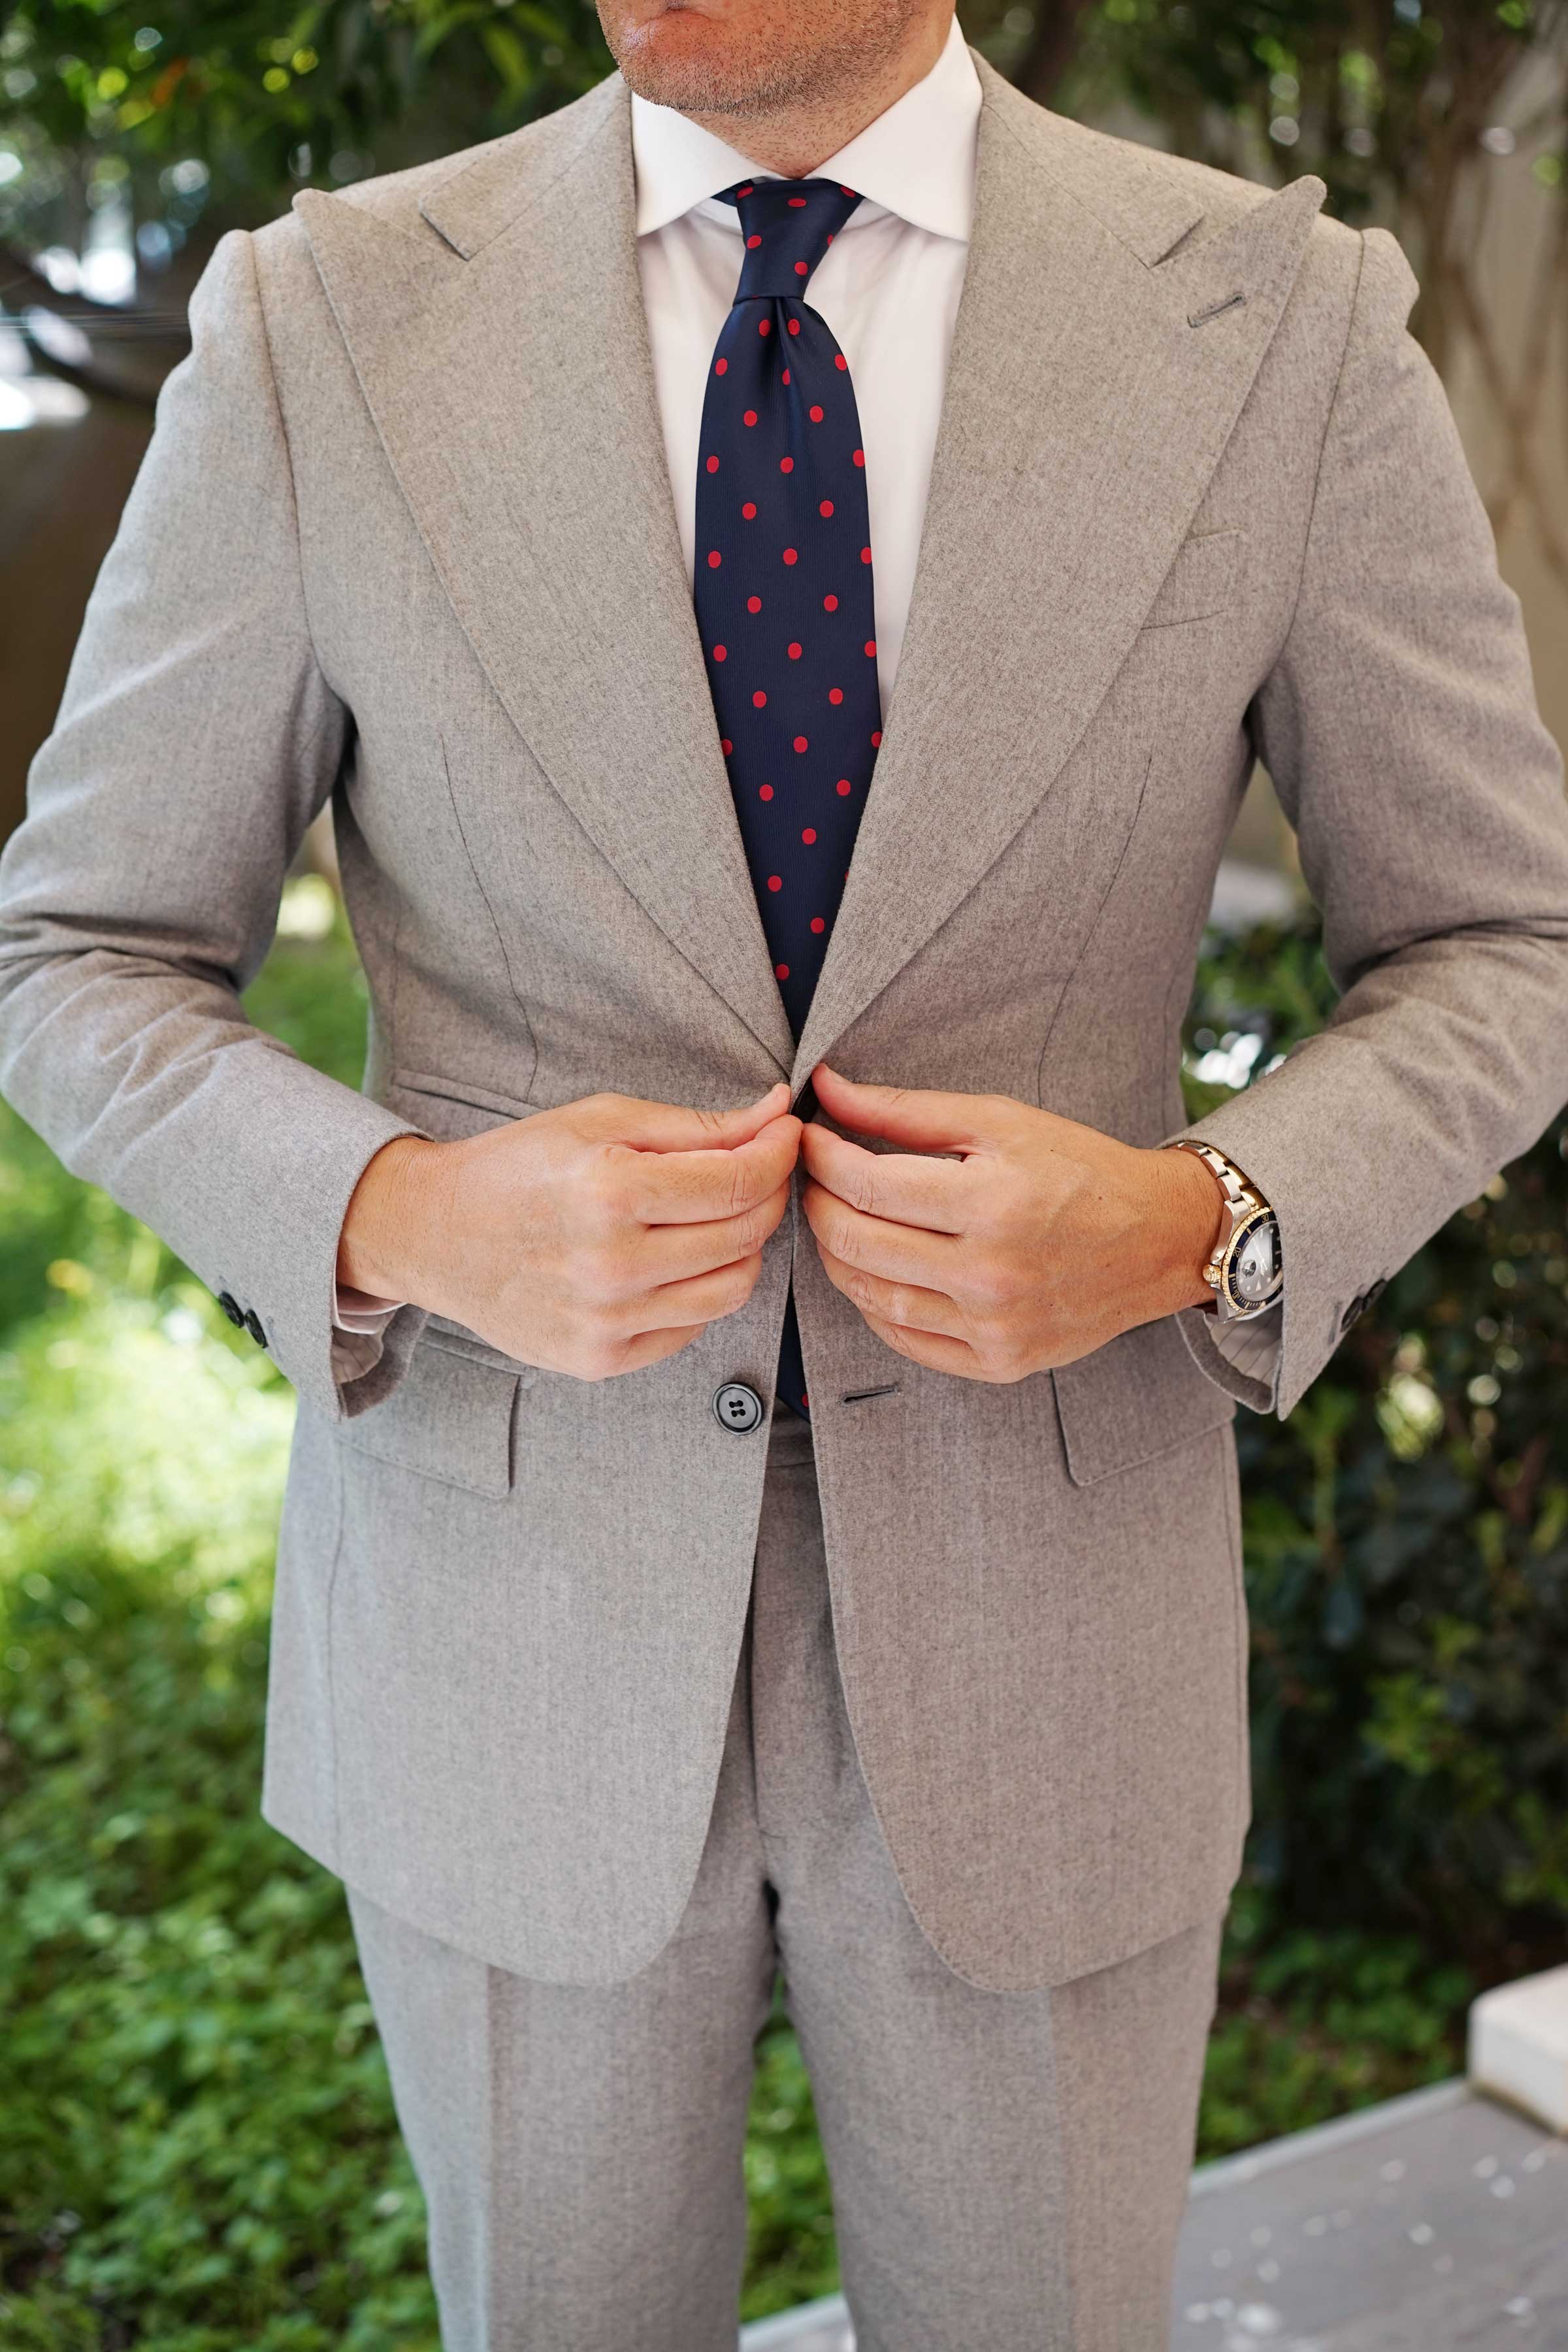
1041;0;1544;227
3;890;1564;2340
0;0;612;243
1201;1887;1473;2159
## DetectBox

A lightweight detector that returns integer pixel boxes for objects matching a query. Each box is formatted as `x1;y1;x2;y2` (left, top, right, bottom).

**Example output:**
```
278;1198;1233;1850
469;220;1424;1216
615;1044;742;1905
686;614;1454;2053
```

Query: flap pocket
1139;529;1243;630
1052;1315;1235;1486
337;1333;520;1498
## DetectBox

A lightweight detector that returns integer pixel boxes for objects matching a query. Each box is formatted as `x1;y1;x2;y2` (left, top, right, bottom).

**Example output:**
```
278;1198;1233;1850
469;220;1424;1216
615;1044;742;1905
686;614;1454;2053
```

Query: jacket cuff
1162;1059;1390;1418
197;1070;431;1422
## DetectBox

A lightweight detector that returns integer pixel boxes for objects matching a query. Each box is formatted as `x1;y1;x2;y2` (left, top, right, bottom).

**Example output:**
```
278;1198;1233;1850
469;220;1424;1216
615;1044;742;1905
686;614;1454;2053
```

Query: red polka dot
783;547;798;566
860;547;872;564
793;735;809;753
788;196;807;208
853;448;865;467
820;499;834;517
737;183;755;197
810;916;826;934
794;260;808;277
787;641;802;659
742;502;757;520
715;358;728;376
864;639;876;657
788;319;801;336
809;405;824;423
840;185;854;195
802;826;817;844
713;644;727;661
781;368;791;385
759;784;773;800
835;353;847;370
779;456;794;474
870;730;882;747
823;594;838;612
721;738;733;754
747;594;762;613
759;319;771;336
708;551;722;568
752;690;767;708
743;410;758;427
828;687;843;705
836;777;852;795
747;233;762;249
826;233;834;245
767;874;783;892
776;962;789;979
706;455;719;474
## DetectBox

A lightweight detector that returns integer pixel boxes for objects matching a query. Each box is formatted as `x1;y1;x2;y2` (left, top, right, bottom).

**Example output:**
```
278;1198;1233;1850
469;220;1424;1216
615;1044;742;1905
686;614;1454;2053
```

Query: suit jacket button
244;1309;269;1350
216;1290;244;1328
713;1380;764;1433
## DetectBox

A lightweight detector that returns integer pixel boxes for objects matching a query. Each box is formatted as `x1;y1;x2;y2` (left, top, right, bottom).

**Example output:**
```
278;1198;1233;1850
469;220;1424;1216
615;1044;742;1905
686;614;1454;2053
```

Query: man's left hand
800;1064;1226;1383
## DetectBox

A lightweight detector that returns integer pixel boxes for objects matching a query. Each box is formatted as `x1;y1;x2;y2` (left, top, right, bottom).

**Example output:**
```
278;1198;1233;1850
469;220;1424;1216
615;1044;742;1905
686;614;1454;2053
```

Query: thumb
595;1081;792;1154
808;1063;998;1153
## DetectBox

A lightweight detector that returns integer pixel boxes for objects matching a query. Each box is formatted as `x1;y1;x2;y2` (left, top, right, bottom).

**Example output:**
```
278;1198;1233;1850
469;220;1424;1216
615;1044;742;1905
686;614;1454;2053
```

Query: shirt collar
630;12;980;244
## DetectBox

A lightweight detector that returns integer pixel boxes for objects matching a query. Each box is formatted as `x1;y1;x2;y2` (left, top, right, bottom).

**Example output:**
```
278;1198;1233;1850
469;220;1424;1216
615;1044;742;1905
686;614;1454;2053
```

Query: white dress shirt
335;18;1278;1382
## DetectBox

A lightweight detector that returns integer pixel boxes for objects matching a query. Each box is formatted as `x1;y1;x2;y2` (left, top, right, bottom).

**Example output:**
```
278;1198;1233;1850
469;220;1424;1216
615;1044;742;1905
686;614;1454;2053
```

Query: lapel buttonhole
1188;290;1249;329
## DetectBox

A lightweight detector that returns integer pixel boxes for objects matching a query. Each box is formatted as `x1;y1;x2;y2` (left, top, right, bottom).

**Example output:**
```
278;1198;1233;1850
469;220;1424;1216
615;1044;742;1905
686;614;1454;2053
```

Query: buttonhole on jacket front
841;1382;902;1405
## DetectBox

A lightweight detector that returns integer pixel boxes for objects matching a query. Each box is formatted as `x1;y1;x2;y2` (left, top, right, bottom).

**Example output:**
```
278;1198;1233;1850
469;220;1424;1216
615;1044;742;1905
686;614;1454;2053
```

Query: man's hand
800;1064;1224;1383
339;1083;800;1381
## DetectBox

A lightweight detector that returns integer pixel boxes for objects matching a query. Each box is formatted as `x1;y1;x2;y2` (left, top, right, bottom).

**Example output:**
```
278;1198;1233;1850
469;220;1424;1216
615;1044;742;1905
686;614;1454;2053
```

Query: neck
681;12;951;180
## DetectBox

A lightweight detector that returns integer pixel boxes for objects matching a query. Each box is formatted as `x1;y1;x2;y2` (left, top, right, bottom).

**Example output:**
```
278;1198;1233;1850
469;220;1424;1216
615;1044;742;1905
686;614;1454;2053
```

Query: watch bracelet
1165;1139;1282;1318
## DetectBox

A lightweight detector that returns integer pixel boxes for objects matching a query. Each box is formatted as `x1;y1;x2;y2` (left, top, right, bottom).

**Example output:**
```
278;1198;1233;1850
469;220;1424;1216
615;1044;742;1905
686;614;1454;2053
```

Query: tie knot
721;176;864;301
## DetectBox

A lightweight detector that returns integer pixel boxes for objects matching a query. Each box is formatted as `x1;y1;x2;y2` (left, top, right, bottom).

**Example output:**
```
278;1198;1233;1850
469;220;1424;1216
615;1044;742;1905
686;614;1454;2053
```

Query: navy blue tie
693;177;882;1420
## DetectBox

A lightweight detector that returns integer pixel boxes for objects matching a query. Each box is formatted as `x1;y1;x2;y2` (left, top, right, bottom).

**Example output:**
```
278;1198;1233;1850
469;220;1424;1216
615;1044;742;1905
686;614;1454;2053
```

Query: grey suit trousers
348;1406;1224;2351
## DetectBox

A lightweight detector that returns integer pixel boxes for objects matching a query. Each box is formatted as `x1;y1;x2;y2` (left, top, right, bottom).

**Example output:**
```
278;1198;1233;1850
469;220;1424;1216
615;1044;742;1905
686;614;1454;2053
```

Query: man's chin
612;12;809;115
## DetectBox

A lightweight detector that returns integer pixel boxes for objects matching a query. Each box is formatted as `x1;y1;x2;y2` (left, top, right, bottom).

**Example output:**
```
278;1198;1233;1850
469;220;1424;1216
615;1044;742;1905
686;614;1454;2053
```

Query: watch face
1233;1215;1281;1303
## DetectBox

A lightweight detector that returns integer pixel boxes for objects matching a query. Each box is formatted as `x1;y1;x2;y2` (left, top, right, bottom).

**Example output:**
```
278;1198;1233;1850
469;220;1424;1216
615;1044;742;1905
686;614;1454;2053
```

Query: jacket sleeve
1169;223;1568;1419
0;226;427;1422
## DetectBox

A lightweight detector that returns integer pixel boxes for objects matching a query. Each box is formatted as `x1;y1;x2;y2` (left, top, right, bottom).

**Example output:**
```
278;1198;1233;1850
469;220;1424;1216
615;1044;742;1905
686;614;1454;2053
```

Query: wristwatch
1166;1140;1283;1322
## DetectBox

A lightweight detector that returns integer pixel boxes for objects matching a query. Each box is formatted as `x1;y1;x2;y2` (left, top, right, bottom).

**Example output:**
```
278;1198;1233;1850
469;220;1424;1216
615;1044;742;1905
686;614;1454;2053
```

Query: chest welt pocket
1138;528;1245;630
1052;1314;1235;1486
336;1330;525;1499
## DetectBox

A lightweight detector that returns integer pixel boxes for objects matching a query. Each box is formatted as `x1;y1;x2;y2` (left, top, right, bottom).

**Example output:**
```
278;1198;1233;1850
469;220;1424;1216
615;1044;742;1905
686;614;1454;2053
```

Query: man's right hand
337;1083;801;1381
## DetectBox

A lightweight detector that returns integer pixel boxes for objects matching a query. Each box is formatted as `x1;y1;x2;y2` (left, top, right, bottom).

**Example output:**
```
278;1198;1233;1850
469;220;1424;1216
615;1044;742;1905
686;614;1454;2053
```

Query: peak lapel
295;78;797;1079
789;71;1324;1092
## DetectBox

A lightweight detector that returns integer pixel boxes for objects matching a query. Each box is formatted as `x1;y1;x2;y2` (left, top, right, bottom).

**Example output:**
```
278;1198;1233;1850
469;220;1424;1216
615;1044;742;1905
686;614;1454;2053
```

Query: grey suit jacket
4;58;1567;1991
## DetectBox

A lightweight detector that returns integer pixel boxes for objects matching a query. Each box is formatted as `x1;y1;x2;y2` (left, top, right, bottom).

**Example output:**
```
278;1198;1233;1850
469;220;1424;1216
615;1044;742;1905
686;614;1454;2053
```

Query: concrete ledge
1469;1962;1568;2133
740;2295;851;2349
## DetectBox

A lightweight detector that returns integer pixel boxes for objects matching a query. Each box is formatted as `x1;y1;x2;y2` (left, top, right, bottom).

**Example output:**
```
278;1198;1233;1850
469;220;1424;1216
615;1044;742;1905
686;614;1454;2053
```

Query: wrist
1145;1143;1228;1316
338;1135;446;1305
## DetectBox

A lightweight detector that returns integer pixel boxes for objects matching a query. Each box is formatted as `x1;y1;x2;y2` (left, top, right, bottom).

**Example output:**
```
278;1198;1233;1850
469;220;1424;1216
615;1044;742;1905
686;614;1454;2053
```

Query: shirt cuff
1205;1296;1283;1387
333;1282;407;1333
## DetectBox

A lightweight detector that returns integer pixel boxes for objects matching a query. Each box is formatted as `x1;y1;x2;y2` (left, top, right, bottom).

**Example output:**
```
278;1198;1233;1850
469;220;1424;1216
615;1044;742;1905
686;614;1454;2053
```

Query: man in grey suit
5;0;1568;2339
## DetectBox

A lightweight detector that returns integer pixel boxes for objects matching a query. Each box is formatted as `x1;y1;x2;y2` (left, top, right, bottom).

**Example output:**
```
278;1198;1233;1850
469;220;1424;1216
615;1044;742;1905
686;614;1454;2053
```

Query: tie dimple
729;176;861;299
693;177;883;1421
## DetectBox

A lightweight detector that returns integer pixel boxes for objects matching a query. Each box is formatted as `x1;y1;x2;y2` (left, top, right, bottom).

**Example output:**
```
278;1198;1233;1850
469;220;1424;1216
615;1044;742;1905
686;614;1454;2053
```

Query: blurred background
1;4;1566;2346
